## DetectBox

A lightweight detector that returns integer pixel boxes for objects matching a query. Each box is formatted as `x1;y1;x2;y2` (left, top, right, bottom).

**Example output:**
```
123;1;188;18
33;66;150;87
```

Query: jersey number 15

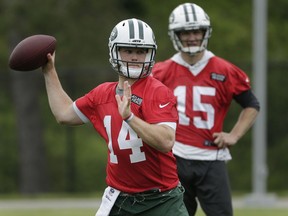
174;86;216;129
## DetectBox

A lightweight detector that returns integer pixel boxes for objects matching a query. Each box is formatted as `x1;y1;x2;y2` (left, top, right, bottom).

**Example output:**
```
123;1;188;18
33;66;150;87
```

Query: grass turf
0;208;288;216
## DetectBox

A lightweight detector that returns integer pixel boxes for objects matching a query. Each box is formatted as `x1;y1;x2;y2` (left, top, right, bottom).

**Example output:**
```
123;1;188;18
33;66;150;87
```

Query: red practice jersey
152;54;251;150
75;76;179;193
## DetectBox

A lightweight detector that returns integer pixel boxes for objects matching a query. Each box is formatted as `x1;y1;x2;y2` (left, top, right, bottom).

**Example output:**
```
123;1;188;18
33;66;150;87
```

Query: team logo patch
109;188;115;196
131;94;143;106
210;72;226;82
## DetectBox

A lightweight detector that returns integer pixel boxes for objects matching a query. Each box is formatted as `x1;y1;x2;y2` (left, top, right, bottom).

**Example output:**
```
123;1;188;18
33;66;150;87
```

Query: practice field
0;209;95;216
0;208;288;216
0;197;287;216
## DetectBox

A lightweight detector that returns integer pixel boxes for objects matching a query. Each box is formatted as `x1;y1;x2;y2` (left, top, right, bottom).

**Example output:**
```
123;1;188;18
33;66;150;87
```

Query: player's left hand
212;132;238;149
42;52;55;74
115;81;132;119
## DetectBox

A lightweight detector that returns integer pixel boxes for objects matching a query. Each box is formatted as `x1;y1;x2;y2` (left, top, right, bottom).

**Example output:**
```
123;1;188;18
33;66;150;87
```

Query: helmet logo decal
152;33;156;44
169;13;175;24
110;27;118;41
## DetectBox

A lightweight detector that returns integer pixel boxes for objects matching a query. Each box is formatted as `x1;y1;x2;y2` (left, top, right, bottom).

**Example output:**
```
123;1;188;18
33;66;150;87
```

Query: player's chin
129;65;141;68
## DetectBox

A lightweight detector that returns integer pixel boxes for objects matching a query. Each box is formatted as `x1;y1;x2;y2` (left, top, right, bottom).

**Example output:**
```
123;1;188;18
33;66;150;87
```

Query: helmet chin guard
108;18;157;79
168;3;212;55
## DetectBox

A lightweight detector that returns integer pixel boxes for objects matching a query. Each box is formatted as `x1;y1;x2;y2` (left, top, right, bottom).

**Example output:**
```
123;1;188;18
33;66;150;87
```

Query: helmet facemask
110;43;156;79
170;27;212;56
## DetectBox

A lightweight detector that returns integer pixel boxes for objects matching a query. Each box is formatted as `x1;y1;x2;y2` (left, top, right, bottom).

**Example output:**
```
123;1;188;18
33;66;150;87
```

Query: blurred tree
6;1;48;194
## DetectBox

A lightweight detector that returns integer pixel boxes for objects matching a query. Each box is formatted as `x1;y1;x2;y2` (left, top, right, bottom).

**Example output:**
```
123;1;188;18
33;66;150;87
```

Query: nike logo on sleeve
159;102;170;108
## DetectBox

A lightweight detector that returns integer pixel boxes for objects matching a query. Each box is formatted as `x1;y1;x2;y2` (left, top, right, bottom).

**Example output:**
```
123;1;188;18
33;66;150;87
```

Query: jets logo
169;13;175;24
110;27;118;41
210;72;226;82
131;94;143;106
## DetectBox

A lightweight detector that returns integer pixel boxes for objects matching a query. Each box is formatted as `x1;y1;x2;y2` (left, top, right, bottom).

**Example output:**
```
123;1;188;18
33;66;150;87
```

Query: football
8;34;56;71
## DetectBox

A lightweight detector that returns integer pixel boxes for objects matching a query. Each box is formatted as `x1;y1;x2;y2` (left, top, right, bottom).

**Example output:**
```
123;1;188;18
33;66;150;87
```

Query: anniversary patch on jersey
210;72;226;82
131;94;143;106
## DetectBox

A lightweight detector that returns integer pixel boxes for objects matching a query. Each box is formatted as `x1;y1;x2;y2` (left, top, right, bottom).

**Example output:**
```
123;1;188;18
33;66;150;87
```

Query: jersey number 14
104;115;146;164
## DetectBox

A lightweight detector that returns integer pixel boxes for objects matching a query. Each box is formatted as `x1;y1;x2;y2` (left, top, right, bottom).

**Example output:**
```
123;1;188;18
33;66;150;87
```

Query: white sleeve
157;122;176;130
73;101;90;123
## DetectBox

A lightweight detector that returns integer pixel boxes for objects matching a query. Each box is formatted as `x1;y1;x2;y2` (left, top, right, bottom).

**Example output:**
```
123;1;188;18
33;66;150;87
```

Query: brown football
8;34;56;71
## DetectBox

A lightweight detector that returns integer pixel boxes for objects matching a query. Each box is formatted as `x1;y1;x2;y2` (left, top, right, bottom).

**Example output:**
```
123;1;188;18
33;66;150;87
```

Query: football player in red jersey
152;3;260;216
42;18;188;216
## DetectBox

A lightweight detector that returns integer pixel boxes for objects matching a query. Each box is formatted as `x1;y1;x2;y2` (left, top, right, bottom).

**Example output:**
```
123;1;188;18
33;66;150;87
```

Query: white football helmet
168;3;212;55
108;18;157;79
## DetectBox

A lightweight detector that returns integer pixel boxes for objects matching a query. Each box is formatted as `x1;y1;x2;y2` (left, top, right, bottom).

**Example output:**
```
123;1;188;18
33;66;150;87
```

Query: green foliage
40;92;107;193
0;78;18;193
268;0;288;61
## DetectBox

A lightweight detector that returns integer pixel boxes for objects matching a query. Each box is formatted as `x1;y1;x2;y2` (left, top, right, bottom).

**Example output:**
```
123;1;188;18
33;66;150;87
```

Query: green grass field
0;208;287;216
1;194;287;216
